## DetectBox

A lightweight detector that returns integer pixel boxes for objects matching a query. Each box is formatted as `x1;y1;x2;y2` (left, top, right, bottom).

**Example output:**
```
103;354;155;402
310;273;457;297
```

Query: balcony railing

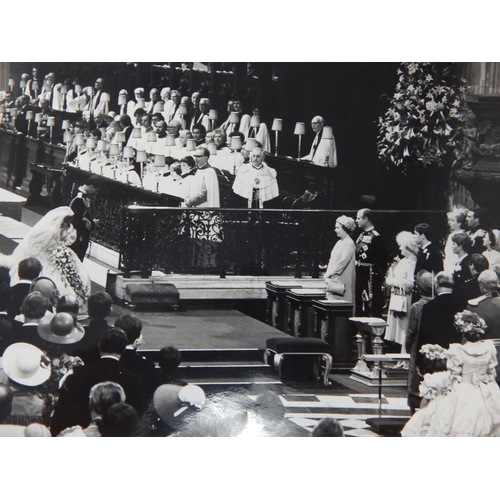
119;207;447;278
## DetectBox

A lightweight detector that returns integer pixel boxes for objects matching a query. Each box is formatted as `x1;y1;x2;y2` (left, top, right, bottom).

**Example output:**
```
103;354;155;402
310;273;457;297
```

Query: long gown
385;255;417;345
402;340;500;437
10;207;91;313
324;236;355;304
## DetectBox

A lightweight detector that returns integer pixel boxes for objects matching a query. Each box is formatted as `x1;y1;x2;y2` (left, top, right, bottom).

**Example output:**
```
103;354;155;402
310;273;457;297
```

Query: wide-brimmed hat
38;312;85;345
153;384;205;427
2;343;51;386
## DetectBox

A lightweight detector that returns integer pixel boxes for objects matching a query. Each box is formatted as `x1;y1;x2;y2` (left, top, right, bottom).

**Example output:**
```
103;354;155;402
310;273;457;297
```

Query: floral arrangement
454;310;487;340
419;344;447;361
377;62;476;173
50;245;90;304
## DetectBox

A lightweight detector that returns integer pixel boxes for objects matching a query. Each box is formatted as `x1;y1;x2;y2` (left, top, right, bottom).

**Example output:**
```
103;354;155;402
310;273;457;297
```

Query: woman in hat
11;206;91;315
405;270;435;413
403;311;500;437
323;215;356;305
384;231;419;356
0;342;52;426
37;312;85;358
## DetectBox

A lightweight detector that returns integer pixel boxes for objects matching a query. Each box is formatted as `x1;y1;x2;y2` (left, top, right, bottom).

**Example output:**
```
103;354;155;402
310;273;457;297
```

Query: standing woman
324;216;357;305
385;231;419;354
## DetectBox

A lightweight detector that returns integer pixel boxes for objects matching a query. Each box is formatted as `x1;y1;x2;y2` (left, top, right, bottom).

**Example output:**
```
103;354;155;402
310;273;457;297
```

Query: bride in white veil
11;206;91;313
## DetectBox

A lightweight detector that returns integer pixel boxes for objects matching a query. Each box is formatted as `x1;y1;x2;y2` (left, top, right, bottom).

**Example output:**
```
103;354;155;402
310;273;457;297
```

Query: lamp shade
154;154;165;167
109;143;120;156
26;111;34;120
208;109;218;120
95;140;107;152
115;132;126;143
74;84;82;94
8;78;15;87
60;85;68;95
147;131;157;142
0;105;5;114
322;126;334;140
32;81;39;91
178;104;188;116
132;128;142;139
86;137;96;149
34;113;43;123
207;143;217;155
271;118;282;132
101;92;110;103
230;136;242;150
74;134;85;146
228;112;239;124
166;134;176;147
186;139;196;151
123;146;134;159
10;108;18;117
249;116;260;128
118;94;127;106
136;98;146;109
153;102;164;113
47;116;56;127
244;138;257;152
136;150;147;163
63;131;73;144
20;80;26;89
294;122;306;135
62;119;70;130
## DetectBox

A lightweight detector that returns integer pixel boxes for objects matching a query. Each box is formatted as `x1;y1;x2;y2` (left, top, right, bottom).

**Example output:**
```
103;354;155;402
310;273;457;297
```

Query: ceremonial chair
264;337;332;386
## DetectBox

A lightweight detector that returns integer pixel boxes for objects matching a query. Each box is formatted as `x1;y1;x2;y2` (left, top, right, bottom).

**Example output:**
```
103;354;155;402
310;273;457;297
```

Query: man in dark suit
450;232;473;309
50;328;146;436
8;257;42;319
467;270;500;339
466;208;487;255
418;272;463;351
12;292;50;348
114;314;156;394
0;283;14;355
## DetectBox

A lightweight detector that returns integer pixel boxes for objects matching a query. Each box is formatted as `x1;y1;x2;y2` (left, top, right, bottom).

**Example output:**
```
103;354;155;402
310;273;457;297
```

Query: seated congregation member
232;147;279;208
192;123;207;148
36;312;85;358
114;314;156;393
29;276;59;314
155;346;187;388
0;342;52;426
50;328;146;436
384;231;419;356
0;283;14;354
239;103;271;153
418;272;463;351
8;257;42;319
193;98;211;132
311;418;345;437
56;294;80;316
58;381;126;437
467;270;500;339
13;292;50;348
127;87;145;122
184;147;220;208
97;402;139;437
73;291;113;363
466;207;487;254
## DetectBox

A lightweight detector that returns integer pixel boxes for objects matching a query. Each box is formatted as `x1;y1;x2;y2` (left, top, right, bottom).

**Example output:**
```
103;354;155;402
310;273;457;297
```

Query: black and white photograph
1;4;498;498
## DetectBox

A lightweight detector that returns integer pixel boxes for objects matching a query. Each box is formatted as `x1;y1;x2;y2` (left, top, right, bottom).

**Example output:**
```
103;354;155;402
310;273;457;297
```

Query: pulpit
285;288;326;337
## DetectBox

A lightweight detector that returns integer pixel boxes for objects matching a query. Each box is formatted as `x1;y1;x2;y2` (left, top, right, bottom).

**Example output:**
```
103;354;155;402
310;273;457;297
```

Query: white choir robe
66;90;88;112
209;147;231;172
301;131;337;167
115;165;142;187
190;113;211;132
240;122;271;153
185;166;220;208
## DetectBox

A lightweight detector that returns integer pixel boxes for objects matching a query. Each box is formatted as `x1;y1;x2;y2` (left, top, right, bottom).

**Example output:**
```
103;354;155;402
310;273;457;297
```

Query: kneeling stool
264;337;333;386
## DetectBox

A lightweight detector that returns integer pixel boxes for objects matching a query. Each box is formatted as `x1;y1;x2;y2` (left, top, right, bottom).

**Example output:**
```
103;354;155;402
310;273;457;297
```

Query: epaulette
371;230;380;236
468;295;489;306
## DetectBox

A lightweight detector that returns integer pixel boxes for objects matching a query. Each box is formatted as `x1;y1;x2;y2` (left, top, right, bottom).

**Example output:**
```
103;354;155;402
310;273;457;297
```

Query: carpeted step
186;378;284;394
138;348;267;363
178;360;272;378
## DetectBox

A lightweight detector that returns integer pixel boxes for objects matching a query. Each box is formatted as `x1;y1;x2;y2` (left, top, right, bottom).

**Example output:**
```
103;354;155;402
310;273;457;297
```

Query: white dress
443;230;463;274
385;256;417;345
402;341;500;437
10;207;91;313
324;236;355;304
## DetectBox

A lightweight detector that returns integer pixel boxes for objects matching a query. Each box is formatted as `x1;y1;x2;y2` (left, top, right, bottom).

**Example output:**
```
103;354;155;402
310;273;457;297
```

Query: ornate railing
119;207;447;278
